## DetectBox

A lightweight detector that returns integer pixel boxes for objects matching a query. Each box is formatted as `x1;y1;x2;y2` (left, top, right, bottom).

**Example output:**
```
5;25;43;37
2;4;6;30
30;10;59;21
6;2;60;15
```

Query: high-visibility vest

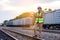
35;12;44;23
36;12;42;16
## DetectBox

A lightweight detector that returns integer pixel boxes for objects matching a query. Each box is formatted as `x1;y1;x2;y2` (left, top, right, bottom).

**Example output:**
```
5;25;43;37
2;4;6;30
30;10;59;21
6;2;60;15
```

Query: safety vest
36;12;42;16
35;12;44;23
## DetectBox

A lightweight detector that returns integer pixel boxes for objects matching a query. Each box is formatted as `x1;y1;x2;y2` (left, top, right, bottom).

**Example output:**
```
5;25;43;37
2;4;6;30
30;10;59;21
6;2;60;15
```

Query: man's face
38;7;42;12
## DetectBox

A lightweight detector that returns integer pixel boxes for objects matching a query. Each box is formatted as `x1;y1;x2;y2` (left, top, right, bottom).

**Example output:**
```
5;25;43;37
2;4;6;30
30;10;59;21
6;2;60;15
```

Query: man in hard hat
33;7;45;38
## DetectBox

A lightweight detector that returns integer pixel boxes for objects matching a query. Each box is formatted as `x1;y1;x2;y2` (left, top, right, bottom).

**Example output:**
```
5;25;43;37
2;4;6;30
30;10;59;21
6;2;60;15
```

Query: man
33;7;45;38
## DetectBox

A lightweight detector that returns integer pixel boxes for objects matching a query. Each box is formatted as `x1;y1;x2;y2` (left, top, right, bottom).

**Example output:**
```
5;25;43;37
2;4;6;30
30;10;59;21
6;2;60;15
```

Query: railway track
1;27;60;40
22;28;60;34
42;29;60;34
2;28;41;40
0;30;15;40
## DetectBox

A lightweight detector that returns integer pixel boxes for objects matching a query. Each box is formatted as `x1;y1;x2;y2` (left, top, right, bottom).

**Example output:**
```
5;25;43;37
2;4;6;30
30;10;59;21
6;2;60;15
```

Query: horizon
0;0;60;23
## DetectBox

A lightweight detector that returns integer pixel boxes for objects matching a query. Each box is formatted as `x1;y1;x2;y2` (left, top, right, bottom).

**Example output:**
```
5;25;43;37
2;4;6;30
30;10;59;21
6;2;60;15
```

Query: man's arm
34;13;39;18
41;11;45;18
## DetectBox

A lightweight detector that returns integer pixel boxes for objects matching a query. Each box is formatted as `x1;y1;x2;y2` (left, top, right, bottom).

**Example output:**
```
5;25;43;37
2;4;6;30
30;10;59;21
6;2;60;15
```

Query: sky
0;0;60;23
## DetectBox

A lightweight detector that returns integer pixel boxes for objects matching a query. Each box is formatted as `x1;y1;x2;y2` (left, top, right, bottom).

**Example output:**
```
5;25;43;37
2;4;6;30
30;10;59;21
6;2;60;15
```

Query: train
5;9;60;29
43;9;60;29
6;17;33;27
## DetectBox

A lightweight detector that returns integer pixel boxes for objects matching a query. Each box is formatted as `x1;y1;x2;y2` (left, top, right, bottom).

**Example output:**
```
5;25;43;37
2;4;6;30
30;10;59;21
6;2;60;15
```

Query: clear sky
0;0;60;23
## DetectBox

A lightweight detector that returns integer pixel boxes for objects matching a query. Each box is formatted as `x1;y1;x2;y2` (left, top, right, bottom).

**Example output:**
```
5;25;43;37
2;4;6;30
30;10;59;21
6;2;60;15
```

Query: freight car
6;21;13;27
6;17;33;27
43;9;60;29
